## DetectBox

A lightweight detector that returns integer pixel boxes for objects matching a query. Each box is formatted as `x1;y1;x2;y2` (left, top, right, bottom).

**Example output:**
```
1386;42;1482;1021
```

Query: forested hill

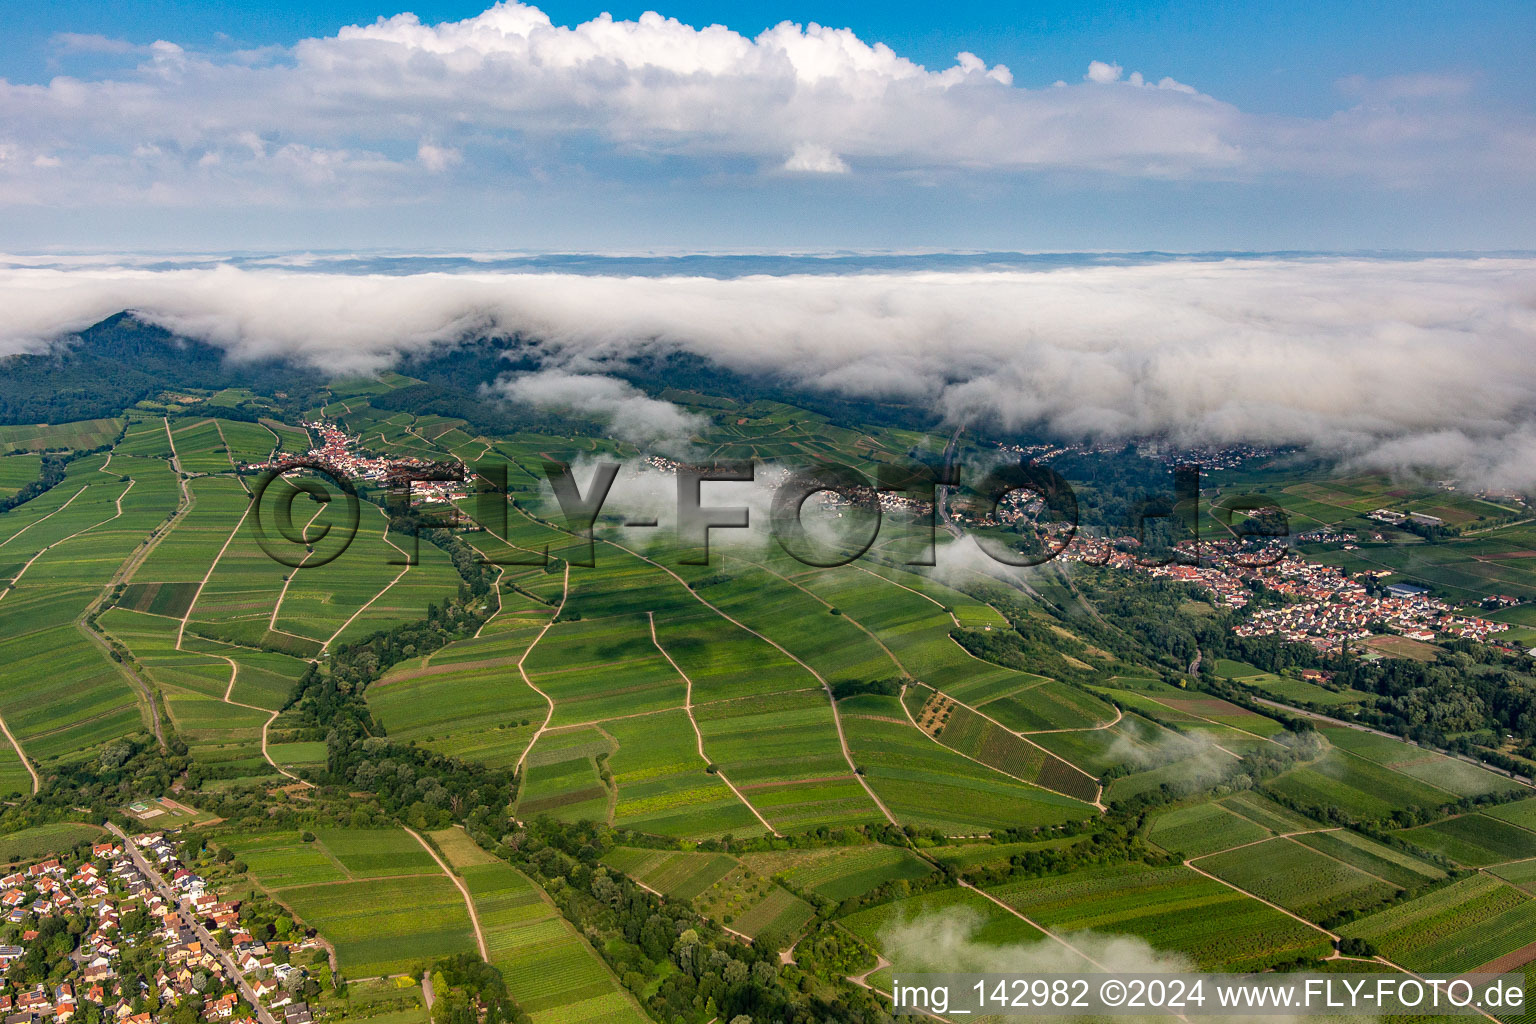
0;312;322;424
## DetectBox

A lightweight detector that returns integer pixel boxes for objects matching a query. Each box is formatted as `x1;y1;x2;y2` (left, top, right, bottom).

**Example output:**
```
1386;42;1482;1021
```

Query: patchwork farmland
4;365;1536;1024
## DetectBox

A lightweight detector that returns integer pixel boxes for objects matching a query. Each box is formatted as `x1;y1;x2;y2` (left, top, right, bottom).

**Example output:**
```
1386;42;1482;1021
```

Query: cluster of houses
242;421;467;505
1059;532;1512;653
0;832;317;1024
1223;563;1510;650
992;440;1284;473
1059;535;1255;608
1234;582;1510;650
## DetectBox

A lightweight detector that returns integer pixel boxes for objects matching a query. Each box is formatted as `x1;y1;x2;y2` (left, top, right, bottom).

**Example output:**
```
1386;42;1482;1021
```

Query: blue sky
1;0;1533;251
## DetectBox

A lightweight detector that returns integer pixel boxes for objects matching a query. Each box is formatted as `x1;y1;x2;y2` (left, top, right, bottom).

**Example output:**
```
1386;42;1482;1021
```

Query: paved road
106;823;280;1024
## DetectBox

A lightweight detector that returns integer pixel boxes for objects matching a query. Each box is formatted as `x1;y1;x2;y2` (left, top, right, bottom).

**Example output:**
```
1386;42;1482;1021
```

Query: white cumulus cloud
782;143;849;174
0;1;1529;207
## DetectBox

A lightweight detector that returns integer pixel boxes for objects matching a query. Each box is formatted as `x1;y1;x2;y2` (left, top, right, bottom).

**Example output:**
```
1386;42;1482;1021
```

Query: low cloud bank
880;906;1190;977
2;255;1535;487
494;370;708;450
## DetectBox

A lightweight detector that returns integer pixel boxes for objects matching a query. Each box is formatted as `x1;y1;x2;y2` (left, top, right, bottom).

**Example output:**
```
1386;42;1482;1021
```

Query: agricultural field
693;689;884;833
10;365;1536;1024
1146;802;1271;858
987;861;1332;971
905;684;1101;802
839;885;1090;981
223;827;478;977
1213;659;1373;708
840;694;1098;832
1317;725;1523;798
1090;682;1277;757
0;743;32;799
0;417;123;453
522;613;687;725
1394;812;1536;867
601;848;739;901
926;836;1086;874
1290;829;1446;888
1338;873;1536;972
1485;797;1536;831
1029;713;1190;777
1261;743;1467;823
100;607;279;775
1195;836;1399;921
601;845;815;942
1489;859;1536;894
516;727;613;822
0;453;41;499
366;613;549;768
0;453;179;761
0;822;105;862
1217;790;1325;832
738;844;936;901
1301;520;1536;601
433;830;650;1024
601;710;768;839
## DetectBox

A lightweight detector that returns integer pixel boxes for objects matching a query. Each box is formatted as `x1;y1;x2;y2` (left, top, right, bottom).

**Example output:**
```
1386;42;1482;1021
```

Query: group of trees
428;953;531;1024
500;817;896;1024
828;677;902;700
1322;646;1536;754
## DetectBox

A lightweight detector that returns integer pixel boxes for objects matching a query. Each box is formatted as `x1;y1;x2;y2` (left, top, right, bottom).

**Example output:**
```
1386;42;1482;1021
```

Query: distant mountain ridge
1;311;939;437
0;313;321;425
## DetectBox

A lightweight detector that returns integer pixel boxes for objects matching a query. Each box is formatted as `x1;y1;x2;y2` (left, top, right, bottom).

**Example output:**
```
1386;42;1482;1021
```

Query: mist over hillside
4;253;1535;488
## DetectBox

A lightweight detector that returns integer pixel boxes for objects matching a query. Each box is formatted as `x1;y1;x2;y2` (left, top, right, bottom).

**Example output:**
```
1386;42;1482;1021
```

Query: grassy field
0;822;105;863
317;977;426;1024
